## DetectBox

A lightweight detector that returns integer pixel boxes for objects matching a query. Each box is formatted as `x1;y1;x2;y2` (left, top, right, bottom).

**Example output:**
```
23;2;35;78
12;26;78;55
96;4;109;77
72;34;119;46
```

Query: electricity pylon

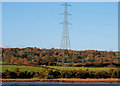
59;3;72;67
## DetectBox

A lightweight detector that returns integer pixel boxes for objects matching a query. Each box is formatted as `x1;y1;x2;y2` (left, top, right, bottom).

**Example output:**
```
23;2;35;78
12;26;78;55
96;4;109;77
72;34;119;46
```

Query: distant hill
2;47;120;67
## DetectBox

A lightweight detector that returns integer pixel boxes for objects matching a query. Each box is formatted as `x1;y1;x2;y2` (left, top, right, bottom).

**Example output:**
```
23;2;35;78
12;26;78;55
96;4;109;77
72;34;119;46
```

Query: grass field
47;66;117;72
1;65;118;72
2;65;44;72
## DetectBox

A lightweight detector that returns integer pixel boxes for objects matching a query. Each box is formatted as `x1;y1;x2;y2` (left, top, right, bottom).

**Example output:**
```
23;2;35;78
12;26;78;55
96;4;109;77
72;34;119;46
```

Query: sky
2;2;118;51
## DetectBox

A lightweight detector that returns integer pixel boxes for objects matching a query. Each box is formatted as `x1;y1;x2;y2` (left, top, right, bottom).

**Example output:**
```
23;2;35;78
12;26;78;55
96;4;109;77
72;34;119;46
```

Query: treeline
2;47;120;67
2;68;120;79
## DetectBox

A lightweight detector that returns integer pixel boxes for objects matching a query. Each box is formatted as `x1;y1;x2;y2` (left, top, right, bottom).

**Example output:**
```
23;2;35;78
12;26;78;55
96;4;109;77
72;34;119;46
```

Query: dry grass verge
1;78;120;82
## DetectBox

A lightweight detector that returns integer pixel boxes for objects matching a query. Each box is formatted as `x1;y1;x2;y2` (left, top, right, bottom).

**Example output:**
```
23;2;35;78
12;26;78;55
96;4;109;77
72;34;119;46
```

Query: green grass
1;65;118;73
2;65;44;72
47;66;117;72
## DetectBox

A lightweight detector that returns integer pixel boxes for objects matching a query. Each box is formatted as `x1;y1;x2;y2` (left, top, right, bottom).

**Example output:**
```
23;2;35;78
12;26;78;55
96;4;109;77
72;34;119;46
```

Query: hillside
2;47;120;67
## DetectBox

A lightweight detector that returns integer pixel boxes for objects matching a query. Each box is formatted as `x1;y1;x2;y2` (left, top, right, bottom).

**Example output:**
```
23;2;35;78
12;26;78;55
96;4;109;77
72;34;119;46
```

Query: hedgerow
2;68;120;79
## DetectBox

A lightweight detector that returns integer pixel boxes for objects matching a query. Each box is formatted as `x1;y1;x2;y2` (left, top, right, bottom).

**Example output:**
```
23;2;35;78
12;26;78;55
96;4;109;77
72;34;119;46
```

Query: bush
2;68;120;79
2;69;12;78
88;71;95;78
111;69;120;78
75;70;89;78
61;70;77;78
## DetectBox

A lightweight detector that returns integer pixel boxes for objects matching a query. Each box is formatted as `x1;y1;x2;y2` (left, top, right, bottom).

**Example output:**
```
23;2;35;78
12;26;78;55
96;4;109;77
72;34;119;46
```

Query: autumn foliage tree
2;47;119;67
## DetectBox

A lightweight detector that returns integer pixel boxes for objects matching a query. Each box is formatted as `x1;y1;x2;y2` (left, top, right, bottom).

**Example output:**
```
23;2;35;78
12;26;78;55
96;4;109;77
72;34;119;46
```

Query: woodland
2;47;120;67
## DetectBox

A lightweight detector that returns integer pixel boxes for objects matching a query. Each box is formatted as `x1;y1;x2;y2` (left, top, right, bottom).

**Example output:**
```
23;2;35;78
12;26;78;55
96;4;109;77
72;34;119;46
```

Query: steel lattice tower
60;3;71;67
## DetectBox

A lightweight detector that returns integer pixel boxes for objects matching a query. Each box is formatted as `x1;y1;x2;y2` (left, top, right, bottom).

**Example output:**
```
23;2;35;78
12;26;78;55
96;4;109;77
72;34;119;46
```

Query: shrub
2;68;120;79
75;70;89;78
2;69;12;78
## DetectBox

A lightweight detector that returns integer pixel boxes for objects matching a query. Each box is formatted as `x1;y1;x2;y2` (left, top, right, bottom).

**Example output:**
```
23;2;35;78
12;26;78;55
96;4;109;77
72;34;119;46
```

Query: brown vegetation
1;78;120;82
